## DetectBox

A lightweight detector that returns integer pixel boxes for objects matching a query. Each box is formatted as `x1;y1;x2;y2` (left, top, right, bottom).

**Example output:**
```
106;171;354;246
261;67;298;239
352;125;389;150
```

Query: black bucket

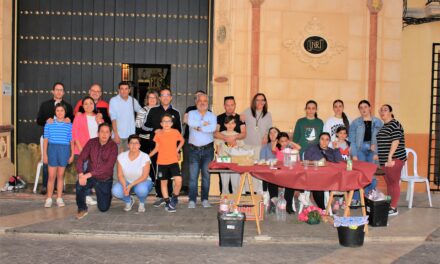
337;225;365;247
218;213;246;247
365;198;390;227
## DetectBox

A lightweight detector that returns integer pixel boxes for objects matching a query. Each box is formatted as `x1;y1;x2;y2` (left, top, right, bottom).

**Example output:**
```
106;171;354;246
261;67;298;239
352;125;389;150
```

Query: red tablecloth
209;160;377;191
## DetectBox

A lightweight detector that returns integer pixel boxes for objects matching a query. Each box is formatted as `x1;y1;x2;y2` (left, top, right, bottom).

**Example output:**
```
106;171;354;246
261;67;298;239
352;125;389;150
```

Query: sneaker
86;196;97;205
56;198;65;207
76;210;88;220
202;200;212;208
138;203;146;213
124;197;135;212
40;186;47;195
44;198;52;208
188;200;196;209
165;203;176;213
388;207;398;216
298;193;311;206
350;199;361;208
171;195;179;206
153;198;166;207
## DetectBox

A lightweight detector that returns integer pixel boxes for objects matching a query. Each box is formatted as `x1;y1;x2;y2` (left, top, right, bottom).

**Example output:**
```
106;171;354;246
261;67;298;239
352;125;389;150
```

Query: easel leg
359;188;368;234
326;191;334;216
246;173;261;235
344;190;354;217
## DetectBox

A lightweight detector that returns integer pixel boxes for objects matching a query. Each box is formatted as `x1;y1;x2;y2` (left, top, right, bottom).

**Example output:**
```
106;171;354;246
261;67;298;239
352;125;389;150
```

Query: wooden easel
325;188;368;233
234;172;261;235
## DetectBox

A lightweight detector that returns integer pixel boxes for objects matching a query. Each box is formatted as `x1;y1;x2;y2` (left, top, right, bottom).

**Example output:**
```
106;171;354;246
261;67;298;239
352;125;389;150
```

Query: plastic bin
337;225;365;247
218;212;246;247
365;197;390;227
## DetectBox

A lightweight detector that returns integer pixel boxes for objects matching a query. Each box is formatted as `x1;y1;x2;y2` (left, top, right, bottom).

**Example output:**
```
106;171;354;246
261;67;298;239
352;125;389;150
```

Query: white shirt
117;151;150;183
324;116;350;142
86;115;98;139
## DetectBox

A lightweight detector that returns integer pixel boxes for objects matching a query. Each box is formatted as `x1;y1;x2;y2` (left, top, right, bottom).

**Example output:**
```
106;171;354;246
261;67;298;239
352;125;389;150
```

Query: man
145;88;182;207
74;83;111;124
36;82;74;195
182;90;206;193
75;123;118;219
214;96;246;194
187;94;216;208
109;81;141;152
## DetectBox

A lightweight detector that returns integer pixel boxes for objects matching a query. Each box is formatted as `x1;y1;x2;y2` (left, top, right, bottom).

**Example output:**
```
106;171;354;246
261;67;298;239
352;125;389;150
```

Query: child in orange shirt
149;113;185;212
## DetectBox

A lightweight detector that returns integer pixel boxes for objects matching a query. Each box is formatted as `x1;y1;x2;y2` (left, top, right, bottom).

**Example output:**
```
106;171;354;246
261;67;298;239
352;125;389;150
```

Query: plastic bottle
263;191;270;213
346;158;352;171
219;196;229;213
276;192;287;221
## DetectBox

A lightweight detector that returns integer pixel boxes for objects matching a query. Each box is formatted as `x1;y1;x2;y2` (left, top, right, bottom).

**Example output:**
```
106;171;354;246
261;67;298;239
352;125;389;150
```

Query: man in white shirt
187;94;216;209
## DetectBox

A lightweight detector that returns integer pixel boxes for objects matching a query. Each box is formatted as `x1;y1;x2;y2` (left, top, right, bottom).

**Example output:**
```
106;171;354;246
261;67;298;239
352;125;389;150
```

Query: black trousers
312;191;326;210
76;178;113;212
267;183;279;199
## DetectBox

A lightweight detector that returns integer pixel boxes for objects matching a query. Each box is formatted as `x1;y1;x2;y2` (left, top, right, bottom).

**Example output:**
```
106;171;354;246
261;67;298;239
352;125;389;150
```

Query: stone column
367;0;383;109
250;0;264;97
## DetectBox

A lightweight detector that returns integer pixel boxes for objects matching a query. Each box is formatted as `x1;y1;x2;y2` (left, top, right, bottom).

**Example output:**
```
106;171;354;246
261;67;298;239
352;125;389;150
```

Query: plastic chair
33;136;44;193
400;148;433;209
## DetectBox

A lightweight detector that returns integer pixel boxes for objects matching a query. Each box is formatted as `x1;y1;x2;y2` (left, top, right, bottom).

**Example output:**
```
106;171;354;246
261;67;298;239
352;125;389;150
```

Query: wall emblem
283;17;345;70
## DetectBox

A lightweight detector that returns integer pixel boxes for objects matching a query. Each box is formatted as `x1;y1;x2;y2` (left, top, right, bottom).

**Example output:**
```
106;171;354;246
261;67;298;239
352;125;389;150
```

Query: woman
112;134;154;213
377;104;407;216
72;96;103;206
136;90;159;153
259;127;280;213
241;93;273;194
349;100;383;203
324;99;350;143
304;132;343;210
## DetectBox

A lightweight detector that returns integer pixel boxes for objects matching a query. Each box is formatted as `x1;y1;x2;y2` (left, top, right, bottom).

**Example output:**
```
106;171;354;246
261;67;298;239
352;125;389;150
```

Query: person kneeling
149;113;185;213
75;123;118;219
112;134;153;213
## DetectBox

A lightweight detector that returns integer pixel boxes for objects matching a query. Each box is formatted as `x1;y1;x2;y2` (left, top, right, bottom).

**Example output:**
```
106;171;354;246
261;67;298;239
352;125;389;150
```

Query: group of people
37;81;407;219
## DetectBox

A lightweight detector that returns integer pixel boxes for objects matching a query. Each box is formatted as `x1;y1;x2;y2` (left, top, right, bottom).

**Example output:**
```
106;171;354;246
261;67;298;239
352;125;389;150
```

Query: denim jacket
349;116;383;157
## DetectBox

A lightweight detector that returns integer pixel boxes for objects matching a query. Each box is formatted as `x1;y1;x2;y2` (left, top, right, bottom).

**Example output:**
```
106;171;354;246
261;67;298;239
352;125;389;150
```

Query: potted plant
298;205;325;225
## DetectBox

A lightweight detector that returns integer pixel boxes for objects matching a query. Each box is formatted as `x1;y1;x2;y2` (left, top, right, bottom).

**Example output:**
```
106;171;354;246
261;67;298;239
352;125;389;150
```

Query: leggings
382;159;405;208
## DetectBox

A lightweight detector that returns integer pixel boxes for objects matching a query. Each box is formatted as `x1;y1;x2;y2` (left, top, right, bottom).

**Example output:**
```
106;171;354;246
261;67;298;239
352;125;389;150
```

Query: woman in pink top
72;96;104;155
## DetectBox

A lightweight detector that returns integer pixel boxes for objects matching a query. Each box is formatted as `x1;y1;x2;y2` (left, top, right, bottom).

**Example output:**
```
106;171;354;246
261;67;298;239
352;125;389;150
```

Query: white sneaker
202;200;212;208
298;193;311;206
188;200;196;209
124;197;135;212
44;198;53;208
56;198;65;207
138;203;145;213
86;196;97;205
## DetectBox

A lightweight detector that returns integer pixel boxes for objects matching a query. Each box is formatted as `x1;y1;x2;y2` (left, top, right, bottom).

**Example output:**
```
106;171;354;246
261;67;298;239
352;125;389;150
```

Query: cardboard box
226;194;264;221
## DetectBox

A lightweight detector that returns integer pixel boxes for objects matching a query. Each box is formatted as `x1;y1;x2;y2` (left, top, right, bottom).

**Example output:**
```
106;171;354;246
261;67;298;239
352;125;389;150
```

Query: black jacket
36;99;74;127
145;105;182;139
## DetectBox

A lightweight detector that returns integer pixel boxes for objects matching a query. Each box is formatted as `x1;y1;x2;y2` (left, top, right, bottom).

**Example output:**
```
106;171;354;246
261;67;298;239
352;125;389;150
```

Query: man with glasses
36;82;74;195
74;83;111;124
214;96;246;194
145;88;182;207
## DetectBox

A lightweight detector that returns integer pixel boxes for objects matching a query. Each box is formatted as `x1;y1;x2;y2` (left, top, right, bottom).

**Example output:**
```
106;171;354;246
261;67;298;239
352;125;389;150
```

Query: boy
149;113;184;212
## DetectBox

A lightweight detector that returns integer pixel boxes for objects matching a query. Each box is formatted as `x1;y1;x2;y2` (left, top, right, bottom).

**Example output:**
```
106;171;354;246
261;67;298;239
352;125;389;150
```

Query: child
149;113;184;212
214;115;245;194
43;103;74;208
331;126;350;160
272;132;301;214
272;132;301;162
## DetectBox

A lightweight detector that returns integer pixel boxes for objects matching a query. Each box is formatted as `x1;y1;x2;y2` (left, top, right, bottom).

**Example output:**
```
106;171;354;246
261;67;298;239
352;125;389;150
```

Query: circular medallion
303;36;327;55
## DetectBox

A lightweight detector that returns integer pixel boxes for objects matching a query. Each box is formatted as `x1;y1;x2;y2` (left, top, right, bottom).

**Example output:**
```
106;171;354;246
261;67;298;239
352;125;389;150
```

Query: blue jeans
112;180;153;204
189;144;214;202
353;142;377;200
76;178;113;212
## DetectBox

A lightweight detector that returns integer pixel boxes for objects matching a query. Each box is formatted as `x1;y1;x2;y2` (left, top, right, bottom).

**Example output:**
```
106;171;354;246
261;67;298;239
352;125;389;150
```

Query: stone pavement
0;190;438;263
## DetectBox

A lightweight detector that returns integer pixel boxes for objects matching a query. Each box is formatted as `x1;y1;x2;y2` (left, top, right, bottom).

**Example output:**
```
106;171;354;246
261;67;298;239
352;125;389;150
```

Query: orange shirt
154;128;184;165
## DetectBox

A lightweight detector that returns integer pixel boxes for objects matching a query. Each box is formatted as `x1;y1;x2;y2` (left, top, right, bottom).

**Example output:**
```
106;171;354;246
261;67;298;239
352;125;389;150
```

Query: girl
215;116;245;194
43;103;74;208
273;132;301;214
324;99;350;143
332;126;350;160
293;100;324;155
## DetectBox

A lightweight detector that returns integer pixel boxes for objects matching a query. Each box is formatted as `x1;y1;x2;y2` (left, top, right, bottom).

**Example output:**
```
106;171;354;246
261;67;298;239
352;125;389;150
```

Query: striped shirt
377;119;407;166
43;121;72;145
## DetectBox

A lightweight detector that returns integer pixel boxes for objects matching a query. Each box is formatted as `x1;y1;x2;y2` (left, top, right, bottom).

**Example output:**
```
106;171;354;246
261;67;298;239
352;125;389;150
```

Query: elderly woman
377;104;407;216
136;90;160;152
304;132;343;210
112;134;153;213
241;93;273;193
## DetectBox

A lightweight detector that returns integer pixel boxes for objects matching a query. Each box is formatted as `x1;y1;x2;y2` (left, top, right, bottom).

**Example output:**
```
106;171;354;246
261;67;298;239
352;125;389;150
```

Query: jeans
42;163;48;187
353;142;377;200
112;180;153;204
189;144;214;202
76;177;113;212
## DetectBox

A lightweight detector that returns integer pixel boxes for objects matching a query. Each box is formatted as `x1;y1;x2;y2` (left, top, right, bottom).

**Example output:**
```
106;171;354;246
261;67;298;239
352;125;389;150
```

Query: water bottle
346;158;352;171
219;196;229;213
263;191;270;213
276;192;287;221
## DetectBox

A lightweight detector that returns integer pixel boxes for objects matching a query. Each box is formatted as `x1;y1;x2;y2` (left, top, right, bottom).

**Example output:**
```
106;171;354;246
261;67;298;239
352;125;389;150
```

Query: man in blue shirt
109;81;141;152
187;94;216;209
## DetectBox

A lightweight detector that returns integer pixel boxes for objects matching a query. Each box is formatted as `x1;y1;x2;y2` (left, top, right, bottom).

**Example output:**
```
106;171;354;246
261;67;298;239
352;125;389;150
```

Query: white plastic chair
33;136;44;193
401;148;433;209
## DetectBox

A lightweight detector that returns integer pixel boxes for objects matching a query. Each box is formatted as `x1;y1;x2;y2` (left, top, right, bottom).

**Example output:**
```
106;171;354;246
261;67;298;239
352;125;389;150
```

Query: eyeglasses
161;120;173;123
129;142;140;145
160;94;171;97
148;96;157;100
256;99;266;102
